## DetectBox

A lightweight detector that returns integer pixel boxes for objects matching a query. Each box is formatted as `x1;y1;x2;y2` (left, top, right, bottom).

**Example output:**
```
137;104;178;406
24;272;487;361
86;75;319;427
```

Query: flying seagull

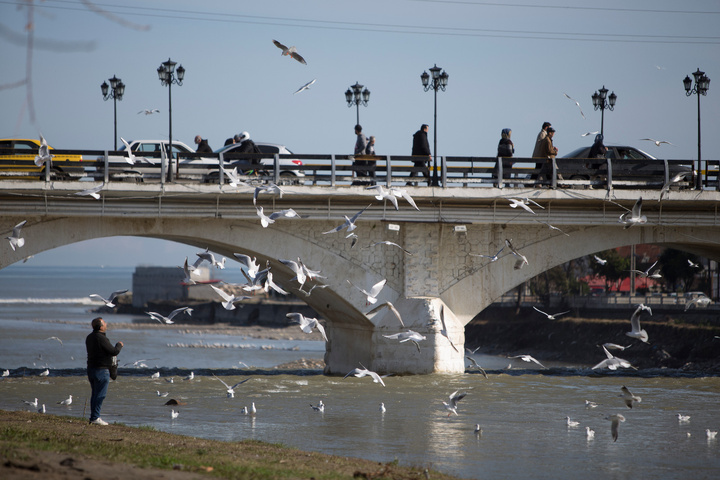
626;304;650;343
209;285;249;311
6;220;27;251
44;336;63;346
620;385;642;409
224;167;250;188
442;390;467;416
146;306;193;325
74;184;104;200
366;241;414;256
465;356;489;379
439;305;459;353
470;245;504;262
534;220;570;236
685;294;712;311
120;137;136;165
659;171;691;201
532;306;570;320
593;255;607;265
347;278;387;305
581;131;600;137
138;109;160;115
286;312;328;342
211;373;250;398
629;260;661;280
256;206;275;228
509;354;546;368
608;414;626;442
34;133;53;167
293;78;316;94
592;345;635;371
233;254;260;279
618;197;647;229
382;330;426;352
253;183;285;205
366;185;399;210
323;204;372;234
505;239;529;270
89;289;129;308
343;363;386;387
389;187;420;211
687;259;701;269
508;198;537;215
272;39;307;64
365;302;405;327
563;93;586;119
269;208;302;220
196;249;226;269
640;138;675;147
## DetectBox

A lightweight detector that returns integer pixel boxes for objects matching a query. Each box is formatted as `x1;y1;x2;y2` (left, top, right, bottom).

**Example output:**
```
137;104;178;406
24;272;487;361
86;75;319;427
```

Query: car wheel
278;171;300;186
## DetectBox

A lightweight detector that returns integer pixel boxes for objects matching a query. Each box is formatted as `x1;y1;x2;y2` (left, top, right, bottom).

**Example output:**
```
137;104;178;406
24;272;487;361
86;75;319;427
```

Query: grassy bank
0;410;461;479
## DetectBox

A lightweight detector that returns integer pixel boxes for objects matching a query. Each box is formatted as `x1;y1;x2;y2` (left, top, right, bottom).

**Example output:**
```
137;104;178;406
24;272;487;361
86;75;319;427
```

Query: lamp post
683;68;711;189
157;58;185;181
421;64;449;187
591;86;617;137
345;82;370;125
100;75;125;151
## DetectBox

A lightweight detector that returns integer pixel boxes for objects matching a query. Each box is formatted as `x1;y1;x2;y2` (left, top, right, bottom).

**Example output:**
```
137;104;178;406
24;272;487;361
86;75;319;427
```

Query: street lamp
100;75;125;151
157;58;185;180
683;68;711;189
591;85;617;137
421;64;449;187
345;82;370;125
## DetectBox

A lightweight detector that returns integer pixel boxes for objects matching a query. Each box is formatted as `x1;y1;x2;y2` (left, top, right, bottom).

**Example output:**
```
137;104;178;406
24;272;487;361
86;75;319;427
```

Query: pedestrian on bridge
409;124;431;186
538;127;560;183
194;135;213;153
352;125;372;185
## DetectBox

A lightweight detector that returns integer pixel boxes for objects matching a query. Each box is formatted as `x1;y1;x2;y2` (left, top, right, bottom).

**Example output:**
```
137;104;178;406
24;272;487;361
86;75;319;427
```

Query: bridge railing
0;148;716;191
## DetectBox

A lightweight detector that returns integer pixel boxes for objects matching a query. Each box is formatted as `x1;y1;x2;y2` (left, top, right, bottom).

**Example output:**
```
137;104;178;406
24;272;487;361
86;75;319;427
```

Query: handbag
109;356;118;380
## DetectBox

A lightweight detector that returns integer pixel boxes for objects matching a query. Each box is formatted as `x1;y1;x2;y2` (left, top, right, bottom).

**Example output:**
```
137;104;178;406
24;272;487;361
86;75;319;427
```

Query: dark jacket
497;138;514;157
412;129;431;156
86;330;122;369
237;139;262;164
196;139;213;153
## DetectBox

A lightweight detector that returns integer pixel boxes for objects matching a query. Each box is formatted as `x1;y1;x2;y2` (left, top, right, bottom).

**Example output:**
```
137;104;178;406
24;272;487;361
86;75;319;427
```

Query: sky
1;0;719;267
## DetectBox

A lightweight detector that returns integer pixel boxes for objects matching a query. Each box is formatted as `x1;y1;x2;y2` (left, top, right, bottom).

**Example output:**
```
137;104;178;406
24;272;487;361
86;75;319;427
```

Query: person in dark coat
497;128;515;157
194;135;213;153
85;317;123;425
235;132;262;165
409;124;431;185
588;134;607;159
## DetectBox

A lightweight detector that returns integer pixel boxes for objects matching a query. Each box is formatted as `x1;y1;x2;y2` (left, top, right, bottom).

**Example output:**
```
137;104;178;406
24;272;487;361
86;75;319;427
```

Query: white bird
299;283;330;297
383;330;426;352
39;369;49;377
278;258;308;289
438;305;459;353
581;131;600;137
532;306;570;320
120;137;136;165
74;184;104;200
23;398;38;408
250;402;257;415
310;400;324;413
366;185;399;210
508;198;536;215
626;304;650;343
138;109;160;115
593;255;607;265
602;343;631;351
592;345;635;371
293;78;316;94
470;245;504;262
323;205;371;234
264;271;289;295
534;220;570;236
222;167;250;189
379;403;386;413
233;254;260;279
566;417;580;427
365;302;405;327
685;295;712;311
6;220;27;251
38;404;46;414
210;284;249;311
269;208;302;220
687;259;701;269
211;373;250;398
253;183;285;205
57;394;72;406
509;354;546;369
585;400;599;409
677;413;691;423
256;206;275;228
179;257;196;285
629;260;661;280
171;409;179;419
196;249;226;269
366;241;414;256
505;239;529;270
388;187;420;211
465;357;489;379
1;370;9;377
442;390;467;416
707;429;718;439
659;171;691;201
347;278;387;305
586;426;595;439
44;336;63;346
184;372;194;381
346;232;359;248
286;312;328;342
474;424;482;435
157;390;169;397
146;306;193;325
151;372;160;379
608;414;626;442
343;363;386;387
563;93;586;119
641;138;675;147
272;39;307;64
34;133;53;167
89;289;129;308
621;385;642;409
241;406;249;415
618;197;647;229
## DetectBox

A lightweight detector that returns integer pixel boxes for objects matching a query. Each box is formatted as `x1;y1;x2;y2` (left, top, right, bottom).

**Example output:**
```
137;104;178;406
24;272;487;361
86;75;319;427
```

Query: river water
1;266;719;479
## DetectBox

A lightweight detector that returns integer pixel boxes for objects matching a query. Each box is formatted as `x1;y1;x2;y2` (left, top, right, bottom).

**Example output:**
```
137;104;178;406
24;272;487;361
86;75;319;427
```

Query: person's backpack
498;142;513;158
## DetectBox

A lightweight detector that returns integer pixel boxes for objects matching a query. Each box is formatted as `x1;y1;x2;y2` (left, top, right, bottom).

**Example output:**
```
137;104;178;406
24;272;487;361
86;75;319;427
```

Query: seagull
138;109;160;115
626;304;650;343
465;357;489;379
120;137;136;165
180;257;196;285
264;271;289;295
439;305;459;353
233;254;260;279
1;370;9;377
474;424;482;434
586;426;595;439
629;260;661;279
89;289;129;308
250;402;257;415
707;429;718;439
687;259;701;269
608;414;626;442
534;220;570;236
34;133;53;167
659;171;691;201
641;138;675;147
593;255;607;265
223;167;251;188
241;406;249;415
442;390;467;416
389;187;420;211
157;390;169;398
286;312;328;342
505;239;528;270
618;197;647;229
196;249;226;269
563;93;586;119
366;241;414;256
566;417;580;427
171;409;179;419
299;283;330;297
323;205;371;234
293;78;316;94
211;374;250;398
602;343;631;351
592;345;635;371
23;398;38;408
74;184;104;200
581;131;600;137
146;306;193;325
508;198;536;215
347;278;387;305
278;258;308;289
269;208;302;220
57;394;72;406
379;403;386;413
184;372;194;381
256;206;275;228
6;220;27;251
272;39;307;64
509;354;546;369
210;284;249;311
366;185;399;210
365;302;405;327
151;372;160;379
343;363;386;387
677;414;691;423
470;245;504;262
685;295;712;311
44;336;63;346
621;385;642;409
38;404;46;414
585;400;599;409
39;369;49;377
310;400;324;413
532;306;570;320
383;330;426;352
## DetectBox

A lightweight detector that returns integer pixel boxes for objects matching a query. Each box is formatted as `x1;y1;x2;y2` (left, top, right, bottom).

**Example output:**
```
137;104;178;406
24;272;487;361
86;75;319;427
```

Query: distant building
131;266;211;308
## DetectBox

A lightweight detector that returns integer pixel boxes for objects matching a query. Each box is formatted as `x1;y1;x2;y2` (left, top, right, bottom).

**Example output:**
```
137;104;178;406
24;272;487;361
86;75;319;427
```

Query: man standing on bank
410;124;431;186
86;317;123;425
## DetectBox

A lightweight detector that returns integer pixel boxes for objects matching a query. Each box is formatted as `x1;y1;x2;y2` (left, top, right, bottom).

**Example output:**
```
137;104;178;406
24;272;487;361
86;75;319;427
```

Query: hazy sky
1;0;719;267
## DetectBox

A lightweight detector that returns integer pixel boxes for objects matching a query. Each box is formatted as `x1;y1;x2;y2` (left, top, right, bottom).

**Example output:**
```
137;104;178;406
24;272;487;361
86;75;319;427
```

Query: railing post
606;157;613;191
273;153;280;184
330;154;336;187
219;152;225;186
44;157;50;182
160;145;166;186
385;156;392;187
441;156;447;188
551;157;557;189
496;157;504;189
662;158;669;186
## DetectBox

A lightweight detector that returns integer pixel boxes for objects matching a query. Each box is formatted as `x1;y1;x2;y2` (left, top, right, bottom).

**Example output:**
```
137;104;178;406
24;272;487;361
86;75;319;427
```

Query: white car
215;142;305;182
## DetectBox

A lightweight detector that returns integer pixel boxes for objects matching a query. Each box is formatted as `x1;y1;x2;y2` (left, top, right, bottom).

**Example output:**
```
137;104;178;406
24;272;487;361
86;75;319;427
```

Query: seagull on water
626;304;650;343
442;390;467;416
585;400;599;409
6;220;27;251
509;354;546;369
210;285;249;311
383;330;426;352
241;406;249;415
151;372;160;379
707;429;718;439
563;93;586;119
211;374;250;398
157;390;169;397
621;385;642;409
184;372;194;381
310;400;325;413
641;138;675;147
505;239;528;270
89;289;129;308
323;205;371;234
57;394;72;406
618;197;647;229
34;133;53;167
608;414;626;442
566;417;580;427
586;426;595;439
23;398;38;408
344;363;386;387
348;278;387;305
532;306;570;320
365;302;405;327
272;39;307;64
677;413;691;423
293;78;316;94
171;409;179;419
2;370;9;377
38;404;46;414
470;245;504;262
593;255;607;265
286;312;328;342
146;306;193;325
592;345;635;371
474;424;482;435
379;403;386;413
74;184;104;200
39;369;49;377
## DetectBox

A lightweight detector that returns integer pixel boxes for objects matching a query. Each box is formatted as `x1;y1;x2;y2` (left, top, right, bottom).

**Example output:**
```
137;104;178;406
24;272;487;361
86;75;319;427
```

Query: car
563;145;658;161
0;138;85;179
215;142;305;182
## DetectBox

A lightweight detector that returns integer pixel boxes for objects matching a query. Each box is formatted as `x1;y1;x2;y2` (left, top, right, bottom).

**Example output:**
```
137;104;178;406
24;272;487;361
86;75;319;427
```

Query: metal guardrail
0;148;717;191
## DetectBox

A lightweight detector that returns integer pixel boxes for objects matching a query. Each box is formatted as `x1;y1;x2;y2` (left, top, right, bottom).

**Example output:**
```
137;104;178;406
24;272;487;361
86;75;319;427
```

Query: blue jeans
87;367;110;421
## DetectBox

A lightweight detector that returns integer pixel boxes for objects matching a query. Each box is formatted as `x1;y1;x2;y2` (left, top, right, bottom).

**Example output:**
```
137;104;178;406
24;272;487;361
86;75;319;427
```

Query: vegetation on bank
0;410;461;479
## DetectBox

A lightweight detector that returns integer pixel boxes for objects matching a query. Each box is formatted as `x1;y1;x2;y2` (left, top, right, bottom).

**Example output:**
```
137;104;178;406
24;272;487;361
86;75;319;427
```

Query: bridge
2;152;720;374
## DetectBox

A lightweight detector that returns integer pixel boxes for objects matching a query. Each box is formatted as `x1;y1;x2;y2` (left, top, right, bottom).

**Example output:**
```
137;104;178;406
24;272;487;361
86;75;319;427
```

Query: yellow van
0;138;84;179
